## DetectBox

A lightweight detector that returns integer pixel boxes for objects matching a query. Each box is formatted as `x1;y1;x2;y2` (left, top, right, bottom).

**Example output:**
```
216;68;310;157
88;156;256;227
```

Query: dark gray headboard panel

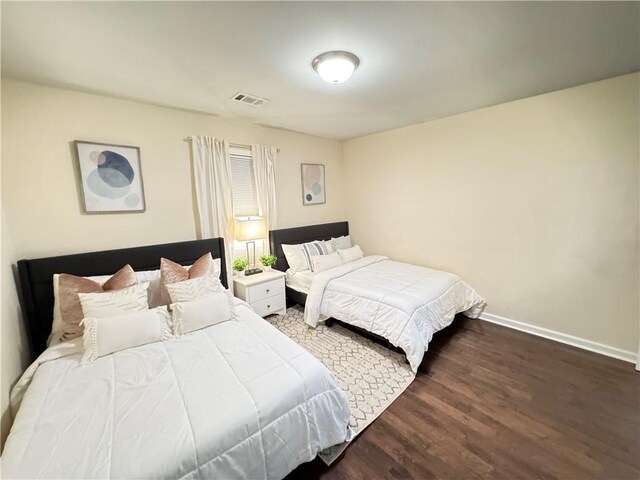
269;221;349;272
17;238;227;359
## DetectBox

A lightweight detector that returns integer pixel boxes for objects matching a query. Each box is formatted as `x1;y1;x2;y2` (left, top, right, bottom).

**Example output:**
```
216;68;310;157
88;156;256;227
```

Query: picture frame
301;163;326;205
74;140;146;213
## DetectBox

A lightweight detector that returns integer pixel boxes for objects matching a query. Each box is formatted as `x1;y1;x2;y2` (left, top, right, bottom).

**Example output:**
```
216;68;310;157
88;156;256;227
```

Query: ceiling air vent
231;92;268;107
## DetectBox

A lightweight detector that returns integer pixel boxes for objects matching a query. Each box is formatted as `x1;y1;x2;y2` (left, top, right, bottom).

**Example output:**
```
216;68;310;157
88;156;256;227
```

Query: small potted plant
233;258;248;276
259;254;277;271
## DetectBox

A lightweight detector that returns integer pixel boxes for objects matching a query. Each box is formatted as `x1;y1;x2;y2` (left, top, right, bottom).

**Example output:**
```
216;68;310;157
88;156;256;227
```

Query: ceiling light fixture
312;51;360;84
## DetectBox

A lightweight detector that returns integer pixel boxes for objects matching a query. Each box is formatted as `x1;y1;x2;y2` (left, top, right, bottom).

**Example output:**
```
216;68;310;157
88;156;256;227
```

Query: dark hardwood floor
287;316;640;480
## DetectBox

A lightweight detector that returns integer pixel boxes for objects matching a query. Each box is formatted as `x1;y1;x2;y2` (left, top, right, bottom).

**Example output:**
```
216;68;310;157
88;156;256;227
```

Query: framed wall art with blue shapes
74;141;146;213
301;163;326;206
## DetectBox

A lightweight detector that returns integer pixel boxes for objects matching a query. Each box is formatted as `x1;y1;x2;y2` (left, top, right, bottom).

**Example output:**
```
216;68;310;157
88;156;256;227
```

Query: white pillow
281;244;309;272
82;306;173;363
337;244;364;264
78;283;149;319
88;269;166;308
134;269;164;308
323;240;336;253
166;275;224;303
311;251;342;273
171;291;236;336
331;235;352;251
50;274;64;346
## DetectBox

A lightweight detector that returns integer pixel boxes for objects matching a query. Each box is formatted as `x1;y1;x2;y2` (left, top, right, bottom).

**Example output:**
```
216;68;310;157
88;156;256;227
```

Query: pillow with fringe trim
81;306;172;363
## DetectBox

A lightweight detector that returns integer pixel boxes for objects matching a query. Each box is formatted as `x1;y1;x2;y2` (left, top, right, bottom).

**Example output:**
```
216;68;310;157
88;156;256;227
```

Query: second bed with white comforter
3;301;351;480
304;255;486;371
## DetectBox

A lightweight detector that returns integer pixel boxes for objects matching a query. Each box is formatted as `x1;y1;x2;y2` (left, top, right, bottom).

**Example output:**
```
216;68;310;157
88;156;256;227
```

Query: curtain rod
183;137;280;153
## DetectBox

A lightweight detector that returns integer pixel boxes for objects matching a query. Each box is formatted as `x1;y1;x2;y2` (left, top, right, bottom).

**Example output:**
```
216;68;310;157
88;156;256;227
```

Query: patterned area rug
267;305;416;464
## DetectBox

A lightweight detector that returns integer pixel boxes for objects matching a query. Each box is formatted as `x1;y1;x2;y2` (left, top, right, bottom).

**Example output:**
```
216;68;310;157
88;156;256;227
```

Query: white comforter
305;256;486;371
3;302;351;480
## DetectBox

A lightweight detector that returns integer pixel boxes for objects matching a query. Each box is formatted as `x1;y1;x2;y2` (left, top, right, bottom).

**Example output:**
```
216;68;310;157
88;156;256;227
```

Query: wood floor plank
287;316;639;480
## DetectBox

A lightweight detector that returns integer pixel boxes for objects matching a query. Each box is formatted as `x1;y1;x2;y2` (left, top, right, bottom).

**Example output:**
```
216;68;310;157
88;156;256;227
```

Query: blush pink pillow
159;253;218;305
57;264;137;342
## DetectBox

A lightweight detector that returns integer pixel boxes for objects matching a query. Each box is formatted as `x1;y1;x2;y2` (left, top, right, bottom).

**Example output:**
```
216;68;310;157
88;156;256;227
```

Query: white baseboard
479;312;638;365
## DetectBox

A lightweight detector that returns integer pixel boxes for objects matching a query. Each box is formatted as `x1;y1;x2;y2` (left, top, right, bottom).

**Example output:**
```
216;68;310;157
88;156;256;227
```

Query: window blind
230;152;259;217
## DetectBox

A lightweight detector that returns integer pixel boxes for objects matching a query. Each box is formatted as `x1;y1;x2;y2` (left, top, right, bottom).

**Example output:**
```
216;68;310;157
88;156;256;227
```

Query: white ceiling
2;2;639;140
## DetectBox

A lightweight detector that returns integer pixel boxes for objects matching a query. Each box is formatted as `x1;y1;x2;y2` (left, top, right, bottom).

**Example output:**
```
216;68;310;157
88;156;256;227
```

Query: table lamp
234;217;267;276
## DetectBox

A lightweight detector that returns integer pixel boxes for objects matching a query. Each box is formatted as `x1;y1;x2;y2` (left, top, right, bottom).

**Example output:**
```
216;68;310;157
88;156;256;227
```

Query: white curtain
251;144;278;253
191;136;234;283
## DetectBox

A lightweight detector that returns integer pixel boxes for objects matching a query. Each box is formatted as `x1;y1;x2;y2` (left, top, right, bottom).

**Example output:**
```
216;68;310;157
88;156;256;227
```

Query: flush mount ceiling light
312;51;360;84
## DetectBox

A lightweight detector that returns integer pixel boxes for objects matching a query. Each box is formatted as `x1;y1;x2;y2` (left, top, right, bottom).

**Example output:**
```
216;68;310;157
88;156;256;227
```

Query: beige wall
344;73;640;354
0;79;346;446
0;207;31;451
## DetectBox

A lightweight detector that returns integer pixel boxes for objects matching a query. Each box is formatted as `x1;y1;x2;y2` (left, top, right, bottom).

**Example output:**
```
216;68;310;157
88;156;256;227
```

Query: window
230;146;263;260
230;147;259;217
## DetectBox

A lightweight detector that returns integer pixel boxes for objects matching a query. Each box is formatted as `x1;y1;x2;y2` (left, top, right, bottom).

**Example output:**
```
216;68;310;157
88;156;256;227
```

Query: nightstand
233;270;286;318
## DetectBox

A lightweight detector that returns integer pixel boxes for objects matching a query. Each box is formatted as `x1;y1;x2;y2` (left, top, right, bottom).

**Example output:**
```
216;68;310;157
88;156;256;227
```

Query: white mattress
3;301;351;480
304;256;486;371
286;269;315;294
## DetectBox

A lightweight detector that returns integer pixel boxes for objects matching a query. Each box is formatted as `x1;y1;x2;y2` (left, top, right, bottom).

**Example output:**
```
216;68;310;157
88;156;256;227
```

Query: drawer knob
267;304;271;309
266;289;270;293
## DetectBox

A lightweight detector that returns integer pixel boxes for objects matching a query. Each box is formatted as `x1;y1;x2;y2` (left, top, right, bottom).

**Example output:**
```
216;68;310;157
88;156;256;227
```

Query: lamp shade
234;217;267;241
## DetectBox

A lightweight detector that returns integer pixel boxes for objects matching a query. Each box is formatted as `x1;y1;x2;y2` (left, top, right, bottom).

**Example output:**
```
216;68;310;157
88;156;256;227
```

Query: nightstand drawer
252;295;285;317
249;278;285;303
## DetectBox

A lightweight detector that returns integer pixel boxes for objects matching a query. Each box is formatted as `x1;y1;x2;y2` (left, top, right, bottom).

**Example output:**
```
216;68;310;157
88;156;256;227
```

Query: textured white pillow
82;306;173;363
331;235;352;251
281;244;309;272
88;269;165;308
337;244;364;264
78;283;149;319
171;291;236;336
311;251;342;273
166;275;224;303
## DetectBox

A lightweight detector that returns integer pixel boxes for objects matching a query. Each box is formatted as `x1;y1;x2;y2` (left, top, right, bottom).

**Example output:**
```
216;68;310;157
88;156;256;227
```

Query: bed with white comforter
304;255;486;371
3;301;351;480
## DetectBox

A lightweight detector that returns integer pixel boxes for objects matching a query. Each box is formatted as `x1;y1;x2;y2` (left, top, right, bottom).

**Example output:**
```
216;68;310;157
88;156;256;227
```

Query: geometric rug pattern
267;305;416;463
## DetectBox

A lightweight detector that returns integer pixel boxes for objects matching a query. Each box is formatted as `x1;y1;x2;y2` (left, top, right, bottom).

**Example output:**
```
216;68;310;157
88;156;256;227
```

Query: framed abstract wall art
74;140;146;213
301;163;326;205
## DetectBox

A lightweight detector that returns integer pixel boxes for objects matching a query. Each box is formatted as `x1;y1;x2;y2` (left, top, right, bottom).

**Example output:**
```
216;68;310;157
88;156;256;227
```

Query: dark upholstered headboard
269;221;349;272
17;238;227;359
